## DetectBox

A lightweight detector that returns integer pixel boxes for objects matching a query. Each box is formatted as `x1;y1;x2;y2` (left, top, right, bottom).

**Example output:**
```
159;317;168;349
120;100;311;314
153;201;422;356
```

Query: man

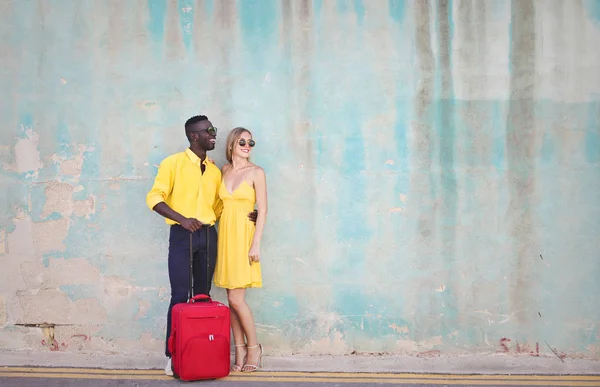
146;115;256;376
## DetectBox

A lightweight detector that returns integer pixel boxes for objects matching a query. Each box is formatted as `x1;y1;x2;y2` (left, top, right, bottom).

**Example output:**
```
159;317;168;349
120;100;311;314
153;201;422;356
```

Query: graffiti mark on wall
41;334;90;352
498;337;544;357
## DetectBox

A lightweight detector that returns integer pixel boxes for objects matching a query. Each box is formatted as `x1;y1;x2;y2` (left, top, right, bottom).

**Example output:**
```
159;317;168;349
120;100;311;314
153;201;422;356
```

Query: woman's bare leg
227;288;260;371
227;289;247;371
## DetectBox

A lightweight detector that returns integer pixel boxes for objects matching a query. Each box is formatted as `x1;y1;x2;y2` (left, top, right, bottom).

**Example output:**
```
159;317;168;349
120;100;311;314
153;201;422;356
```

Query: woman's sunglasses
239;139;255;147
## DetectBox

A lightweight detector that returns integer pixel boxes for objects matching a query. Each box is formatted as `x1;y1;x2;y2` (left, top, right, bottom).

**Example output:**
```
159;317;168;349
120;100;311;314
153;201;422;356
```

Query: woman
214;127;267;373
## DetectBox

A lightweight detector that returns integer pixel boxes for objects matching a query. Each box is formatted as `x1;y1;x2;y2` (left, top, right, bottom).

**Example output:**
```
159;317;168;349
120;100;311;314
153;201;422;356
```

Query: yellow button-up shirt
146;149;223;225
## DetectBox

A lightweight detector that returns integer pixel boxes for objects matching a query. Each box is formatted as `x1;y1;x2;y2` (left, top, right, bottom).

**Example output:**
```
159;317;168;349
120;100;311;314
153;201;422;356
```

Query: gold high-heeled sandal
231;344;247;372
242;344;263;373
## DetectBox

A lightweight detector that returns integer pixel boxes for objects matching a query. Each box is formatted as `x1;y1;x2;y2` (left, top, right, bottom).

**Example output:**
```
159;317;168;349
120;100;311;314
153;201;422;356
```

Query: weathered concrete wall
1;0;599;359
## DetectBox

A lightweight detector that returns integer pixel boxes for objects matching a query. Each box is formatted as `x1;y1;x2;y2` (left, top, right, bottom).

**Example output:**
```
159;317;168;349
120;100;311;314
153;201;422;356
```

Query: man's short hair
185;115;208;140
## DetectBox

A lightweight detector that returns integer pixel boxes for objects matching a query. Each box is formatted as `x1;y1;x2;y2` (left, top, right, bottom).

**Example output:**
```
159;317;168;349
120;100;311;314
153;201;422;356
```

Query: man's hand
180;217;203;232
247;209;258;224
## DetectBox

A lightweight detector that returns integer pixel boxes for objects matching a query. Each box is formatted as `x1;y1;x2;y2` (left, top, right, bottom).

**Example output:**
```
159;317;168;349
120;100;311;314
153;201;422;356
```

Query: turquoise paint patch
334;285;367;317
336;0;349;13
388;0;405;22
37;122;69;182
282;305;346;348
314;0;324;17
62;179;166;282
17;114;33;139
337;141;371;241
447;0;454;40
29;184;63;222
96;288;169;341
0;181;28;233
257;293;299;328
42;251;63;268
434;80;459;334
204;0;214;18
491;102;506;169
45;212;62;221
178;0;194;52
57;121;71;159
585;0;600;22
585;130;600;163
235;0;277;95
122;147;136;179
147;0;167;43
585;102;600;163
393;103;409;169
344;315;410;343
59;284;98;301
437;99;457;167
238;0;276;53
61;181;104;267
392;98;410;240
78;142;100;182
352;0;365;24
541;131;555;164
29;184;46;222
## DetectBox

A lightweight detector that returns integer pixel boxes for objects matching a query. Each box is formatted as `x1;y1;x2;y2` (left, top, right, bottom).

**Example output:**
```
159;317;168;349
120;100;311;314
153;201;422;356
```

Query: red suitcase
167;230;231;381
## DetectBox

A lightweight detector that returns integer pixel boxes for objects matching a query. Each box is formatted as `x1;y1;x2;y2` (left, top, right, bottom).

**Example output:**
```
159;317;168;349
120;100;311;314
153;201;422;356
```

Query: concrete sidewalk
0;350;599;375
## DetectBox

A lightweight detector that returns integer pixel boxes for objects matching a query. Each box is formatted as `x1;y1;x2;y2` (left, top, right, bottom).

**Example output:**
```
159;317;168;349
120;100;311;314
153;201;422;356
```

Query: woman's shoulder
248;163;264;175
221;163;232;173
248;164;265;183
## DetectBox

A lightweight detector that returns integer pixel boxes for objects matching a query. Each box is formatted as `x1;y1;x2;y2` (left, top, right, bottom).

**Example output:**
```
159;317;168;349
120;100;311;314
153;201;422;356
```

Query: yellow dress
214;180;262;289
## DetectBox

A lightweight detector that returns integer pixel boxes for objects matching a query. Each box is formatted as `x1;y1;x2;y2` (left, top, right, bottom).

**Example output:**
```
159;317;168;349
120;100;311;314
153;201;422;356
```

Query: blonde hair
225;127;252;163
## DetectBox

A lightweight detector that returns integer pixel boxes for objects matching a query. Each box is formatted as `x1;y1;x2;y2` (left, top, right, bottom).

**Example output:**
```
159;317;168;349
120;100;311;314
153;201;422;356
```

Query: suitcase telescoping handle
188;226;210;303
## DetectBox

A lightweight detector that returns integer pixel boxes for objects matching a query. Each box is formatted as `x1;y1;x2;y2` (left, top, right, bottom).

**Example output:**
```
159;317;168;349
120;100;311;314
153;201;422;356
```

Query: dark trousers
164;224;218;357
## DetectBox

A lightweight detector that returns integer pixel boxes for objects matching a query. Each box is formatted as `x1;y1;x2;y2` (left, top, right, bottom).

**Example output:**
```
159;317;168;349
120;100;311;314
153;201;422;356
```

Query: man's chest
172;163;219;196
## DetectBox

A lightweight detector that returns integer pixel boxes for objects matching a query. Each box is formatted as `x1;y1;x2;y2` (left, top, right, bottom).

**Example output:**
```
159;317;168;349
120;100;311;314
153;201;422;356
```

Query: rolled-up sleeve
146;158;173;210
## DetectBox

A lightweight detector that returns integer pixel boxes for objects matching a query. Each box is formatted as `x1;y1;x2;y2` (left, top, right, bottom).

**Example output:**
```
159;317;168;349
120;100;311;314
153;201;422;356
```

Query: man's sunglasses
239;139;255;147
191;127;217;135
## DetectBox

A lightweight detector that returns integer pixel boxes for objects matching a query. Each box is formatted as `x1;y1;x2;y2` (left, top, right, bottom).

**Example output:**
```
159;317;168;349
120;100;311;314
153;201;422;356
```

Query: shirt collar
185;148;209;166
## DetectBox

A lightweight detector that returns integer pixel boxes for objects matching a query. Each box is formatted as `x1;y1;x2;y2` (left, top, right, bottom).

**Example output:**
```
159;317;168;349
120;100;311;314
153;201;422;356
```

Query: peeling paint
3;128;43;176
33;218;69;253
73;196;95;218
16;289;107;325
40;182;74;218
389;324;410;334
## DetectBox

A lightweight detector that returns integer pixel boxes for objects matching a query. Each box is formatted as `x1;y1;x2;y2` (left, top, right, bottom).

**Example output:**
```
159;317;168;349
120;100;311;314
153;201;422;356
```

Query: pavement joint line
1;373;600;386
1;367;600;381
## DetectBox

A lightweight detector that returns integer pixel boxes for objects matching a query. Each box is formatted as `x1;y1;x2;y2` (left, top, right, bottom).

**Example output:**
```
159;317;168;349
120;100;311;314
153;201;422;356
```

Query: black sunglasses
239;139;255;147
191;127;217;136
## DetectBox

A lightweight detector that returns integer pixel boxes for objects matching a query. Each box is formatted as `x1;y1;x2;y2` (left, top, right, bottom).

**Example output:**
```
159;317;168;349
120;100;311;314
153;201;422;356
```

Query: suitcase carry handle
191;294;211;302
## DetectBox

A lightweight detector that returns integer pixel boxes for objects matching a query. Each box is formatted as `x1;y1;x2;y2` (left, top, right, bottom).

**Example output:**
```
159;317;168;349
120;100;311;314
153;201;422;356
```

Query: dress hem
214;282;262;290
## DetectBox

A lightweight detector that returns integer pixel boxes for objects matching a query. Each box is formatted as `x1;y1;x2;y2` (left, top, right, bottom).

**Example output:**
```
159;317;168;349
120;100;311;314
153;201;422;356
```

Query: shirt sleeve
213;170;224;220
146;158;174;210
213;196;224;221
